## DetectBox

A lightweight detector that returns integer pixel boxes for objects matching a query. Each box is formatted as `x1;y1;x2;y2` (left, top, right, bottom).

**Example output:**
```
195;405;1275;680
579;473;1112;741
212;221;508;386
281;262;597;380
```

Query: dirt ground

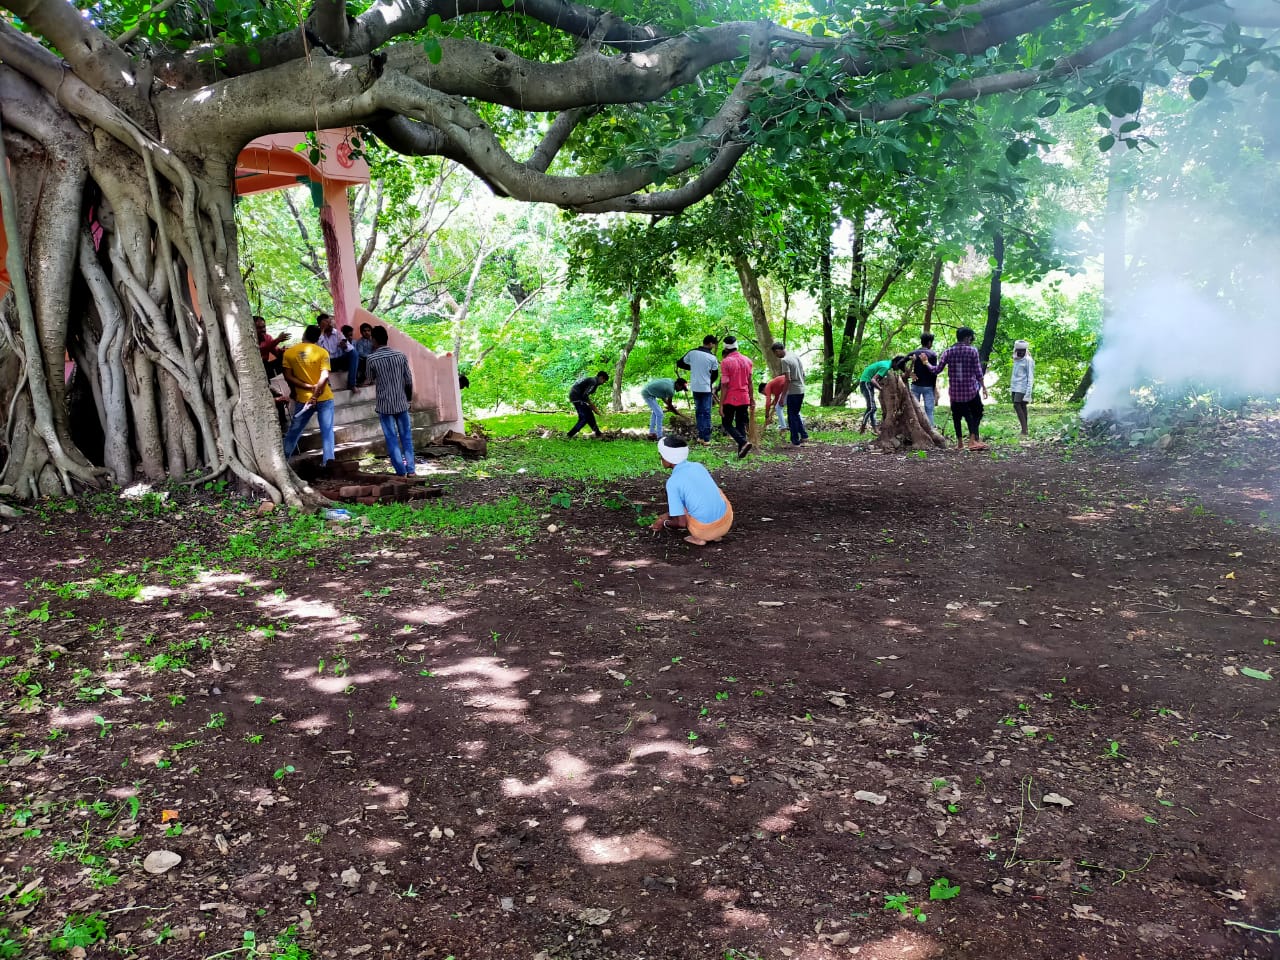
3;421;1280;960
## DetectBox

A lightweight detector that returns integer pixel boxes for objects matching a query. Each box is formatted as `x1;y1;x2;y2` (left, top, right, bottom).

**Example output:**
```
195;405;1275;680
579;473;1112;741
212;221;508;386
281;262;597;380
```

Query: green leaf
1103;83;1143;117
1165;43;1184;67
1097;134;1116;152
423;37;443;64
1005;140;1030;165
1118;120;1141;133
1189;76;1209;101
1240;667;1273;681
1226;60;1249;86
1037;99;1060;118
929;878;961;900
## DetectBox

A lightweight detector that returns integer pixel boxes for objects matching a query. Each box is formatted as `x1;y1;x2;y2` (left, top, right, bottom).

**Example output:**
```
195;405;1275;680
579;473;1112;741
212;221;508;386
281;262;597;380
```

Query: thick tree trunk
732;253;780;377
922;256;943;336
978;231;1004;365
820;246;834;405
0;76;318;504
611;293;642;412
875;375;944;451
1070;362;1094;403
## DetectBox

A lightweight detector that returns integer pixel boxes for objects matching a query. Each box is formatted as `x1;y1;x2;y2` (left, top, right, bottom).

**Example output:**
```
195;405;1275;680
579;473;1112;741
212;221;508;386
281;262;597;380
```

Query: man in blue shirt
648;438;734;546
677;336;720;442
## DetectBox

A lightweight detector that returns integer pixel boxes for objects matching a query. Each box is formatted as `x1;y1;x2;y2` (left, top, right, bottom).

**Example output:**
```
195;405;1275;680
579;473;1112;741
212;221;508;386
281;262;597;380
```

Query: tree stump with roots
875;376;945;451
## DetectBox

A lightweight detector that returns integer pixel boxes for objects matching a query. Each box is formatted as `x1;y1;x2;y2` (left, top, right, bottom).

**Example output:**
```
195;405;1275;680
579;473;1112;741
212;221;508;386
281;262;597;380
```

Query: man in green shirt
858;358;895;432
640;377;688;440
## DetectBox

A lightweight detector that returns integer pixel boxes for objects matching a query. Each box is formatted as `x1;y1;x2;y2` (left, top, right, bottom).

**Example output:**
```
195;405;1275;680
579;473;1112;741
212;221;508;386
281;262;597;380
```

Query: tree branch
527;106;600;173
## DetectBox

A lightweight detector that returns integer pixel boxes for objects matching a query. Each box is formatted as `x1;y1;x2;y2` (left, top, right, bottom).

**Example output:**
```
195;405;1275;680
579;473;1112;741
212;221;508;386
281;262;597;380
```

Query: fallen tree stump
876;375;945;451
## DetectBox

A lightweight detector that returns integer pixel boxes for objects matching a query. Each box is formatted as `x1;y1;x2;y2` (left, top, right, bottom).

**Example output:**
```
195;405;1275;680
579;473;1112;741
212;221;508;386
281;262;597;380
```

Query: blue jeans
693;391;713;441
785;393;808;445
283;398;335;463
644;396;665;438
331;350;359;389
911;384;936;426
379;410;415;475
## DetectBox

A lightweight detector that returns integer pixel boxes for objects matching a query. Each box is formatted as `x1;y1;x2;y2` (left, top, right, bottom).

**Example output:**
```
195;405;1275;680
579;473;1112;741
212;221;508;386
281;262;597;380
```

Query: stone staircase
285;383;449;466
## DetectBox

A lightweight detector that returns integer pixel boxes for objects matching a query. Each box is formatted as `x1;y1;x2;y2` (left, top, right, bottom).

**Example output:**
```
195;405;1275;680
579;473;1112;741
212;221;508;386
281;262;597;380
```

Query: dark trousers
951;396;984;438
786;393;808;445
567;400;601;437
859;381;879;430
721;404;749;450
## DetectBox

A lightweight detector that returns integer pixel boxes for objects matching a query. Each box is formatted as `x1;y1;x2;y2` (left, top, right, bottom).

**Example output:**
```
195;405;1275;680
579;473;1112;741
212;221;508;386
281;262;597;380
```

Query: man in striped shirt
365;326;416;475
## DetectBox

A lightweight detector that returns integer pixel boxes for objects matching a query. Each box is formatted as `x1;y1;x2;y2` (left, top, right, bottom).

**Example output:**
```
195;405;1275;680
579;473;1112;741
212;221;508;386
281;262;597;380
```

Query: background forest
235;69;1280;416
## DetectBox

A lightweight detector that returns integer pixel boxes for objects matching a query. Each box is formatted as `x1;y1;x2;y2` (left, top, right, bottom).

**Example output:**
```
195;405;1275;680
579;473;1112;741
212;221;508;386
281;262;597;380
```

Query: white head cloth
658;439;689;464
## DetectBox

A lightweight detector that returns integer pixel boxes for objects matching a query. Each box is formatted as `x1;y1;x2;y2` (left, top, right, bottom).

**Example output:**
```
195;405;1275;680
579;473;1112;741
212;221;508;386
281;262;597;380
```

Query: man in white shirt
316;312;360;391
677;335;720;442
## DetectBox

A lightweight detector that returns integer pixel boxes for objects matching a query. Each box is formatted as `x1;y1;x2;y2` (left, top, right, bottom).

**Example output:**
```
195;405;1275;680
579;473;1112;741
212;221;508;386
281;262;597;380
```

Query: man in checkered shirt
923;327;989;451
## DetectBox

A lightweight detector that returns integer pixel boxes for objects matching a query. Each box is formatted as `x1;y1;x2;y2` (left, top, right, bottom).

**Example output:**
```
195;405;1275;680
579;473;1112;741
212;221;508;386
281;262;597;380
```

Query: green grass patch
479;435;784;483
474;410;651;437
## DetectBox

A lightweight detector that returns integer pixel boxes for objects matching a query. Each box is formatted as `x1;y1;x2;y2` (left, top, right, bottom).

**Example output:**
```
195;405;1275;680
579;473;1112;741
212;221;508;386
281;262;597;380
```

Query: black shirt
911;349;938;388
569;377;600;403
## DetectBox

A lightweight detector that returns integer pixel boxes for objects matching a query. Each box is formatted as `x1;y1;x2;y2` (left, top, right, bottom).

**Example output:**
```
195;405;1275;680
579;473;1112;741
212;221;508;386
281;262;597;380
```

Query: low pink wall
353;308;463;437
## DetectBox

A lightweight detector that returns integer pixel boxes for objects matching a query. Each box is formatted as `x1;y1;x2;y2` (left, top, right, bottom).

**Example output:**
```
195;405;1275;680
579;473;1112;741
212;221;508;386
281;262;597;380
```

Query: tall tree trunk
922;256;943;336
1069;363;1094;403
833;212;867;404
733;253;780;377
0;77;315;504
978;231;1004;365
611;293;642;412
820;245;834;405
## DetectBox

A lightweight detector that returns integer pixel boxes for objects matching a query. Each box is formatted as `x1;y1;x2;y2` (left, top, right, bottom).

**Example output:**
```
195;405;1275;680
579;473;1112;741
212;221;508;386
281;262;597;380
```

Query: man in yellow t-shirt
281;324;336;466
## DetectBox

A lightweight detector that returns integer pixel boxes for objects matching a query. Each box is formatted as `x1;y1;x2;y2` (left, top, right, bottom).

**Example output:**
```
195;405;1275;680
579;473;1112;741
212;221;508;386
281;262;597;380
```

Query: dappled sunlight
569;827;675;865
847;928;943;959
291;712;335;733
503;747;595;797
756;801;810;835
367;838;403;855
1098;794;1149;822
1068;510;1114;523
396;602;464;626
363;782;410;810
259;595;340;620
47;707;110;730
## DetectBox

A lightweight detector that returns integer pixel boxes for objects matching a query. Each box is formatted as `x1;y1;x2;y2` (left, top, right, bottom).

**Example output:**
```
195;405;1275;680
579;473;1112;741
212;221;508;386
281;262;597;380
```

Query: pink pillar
320;181;360;329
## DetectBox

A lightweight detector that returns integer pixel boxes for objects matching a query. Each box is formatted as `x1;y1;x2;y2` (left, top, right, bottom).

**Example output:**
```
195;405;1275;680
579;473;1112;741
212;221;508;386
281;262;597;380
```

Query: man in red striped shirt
718;336;755;459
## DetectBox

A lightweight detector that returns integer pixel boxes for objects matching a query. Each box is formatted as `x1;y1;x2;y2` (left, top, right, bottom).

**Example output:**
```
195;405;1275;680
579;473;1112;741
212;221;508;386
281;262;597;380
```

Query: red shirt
719;350;754;406
763;375;786;404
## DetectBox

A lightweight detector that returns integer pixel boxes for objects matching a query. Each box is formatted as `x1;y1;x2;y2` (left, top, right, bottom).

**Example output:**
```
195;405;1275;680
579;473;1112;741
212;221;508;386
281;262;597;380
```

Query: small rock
854;790;887;805
828;931;851;946
906;867;923;886
1042;792;1074;808
428;826;443;841
340;867;361;888
0;503;22;519
576;907;612;925
142;850;182;875
256;501;275;516
499;897;515;912
214;834;229;855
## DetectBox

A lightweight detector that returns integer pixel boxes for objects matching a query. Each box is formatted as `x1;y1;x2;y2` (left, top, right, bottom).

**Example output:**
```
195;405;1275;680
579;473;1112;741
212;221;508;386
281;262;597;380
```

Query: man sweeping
648;438;734;546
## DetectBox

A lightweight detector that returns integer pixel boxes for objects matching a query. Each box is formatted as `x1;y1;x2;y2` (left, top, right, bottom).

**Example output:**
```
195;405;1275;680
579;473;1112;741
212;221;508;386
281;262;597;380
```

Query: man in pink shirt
718;335;755;458
759;374;787;427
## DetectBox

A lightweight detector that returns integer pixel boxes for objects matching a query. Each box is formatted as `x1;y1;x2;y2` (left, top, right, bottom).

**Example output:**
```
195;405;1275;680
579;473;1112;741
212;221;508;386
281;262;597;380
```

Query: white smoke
1084;200;1280;417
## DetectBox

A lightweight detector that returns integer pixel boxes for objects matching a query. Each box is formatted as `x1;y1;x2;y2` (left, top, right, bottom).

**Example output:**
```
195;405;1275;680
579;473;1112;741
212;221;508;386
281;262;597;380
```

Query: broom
747;405;763;448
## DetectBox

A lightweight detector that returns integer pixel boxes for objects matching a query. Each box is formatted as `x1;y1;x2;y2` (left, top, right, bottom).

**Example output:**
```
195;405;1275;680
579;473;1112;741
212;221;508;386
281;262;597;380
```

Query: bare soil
3;423;1280;960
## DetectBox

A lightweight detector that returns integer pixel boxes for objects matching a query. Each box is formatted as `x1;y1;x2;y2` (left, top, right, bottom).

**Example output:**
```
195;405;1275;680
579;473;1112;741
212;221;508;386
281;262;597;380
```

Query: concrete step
292;425;442;464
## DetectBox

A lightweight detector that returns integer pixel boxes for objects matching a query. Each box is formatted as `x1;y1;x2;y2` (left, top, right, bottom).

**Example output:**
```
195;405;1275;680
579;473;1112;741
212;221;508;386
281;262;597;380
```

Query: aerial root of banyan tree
0;66;318;505
875;375;945;451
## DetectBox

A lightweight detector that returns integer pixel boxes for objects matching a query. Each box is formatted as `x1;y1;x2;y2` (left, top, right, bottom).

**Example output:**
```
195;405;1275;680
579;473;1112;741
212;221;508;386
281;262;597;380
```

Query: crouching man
649;438;734;546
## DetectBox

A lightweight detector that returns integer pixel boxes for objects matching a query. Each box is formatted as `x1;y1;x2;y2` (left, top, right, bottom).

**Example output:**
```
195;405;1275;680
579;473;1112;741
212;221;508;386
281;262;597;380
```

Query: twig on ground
470;841;487;872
